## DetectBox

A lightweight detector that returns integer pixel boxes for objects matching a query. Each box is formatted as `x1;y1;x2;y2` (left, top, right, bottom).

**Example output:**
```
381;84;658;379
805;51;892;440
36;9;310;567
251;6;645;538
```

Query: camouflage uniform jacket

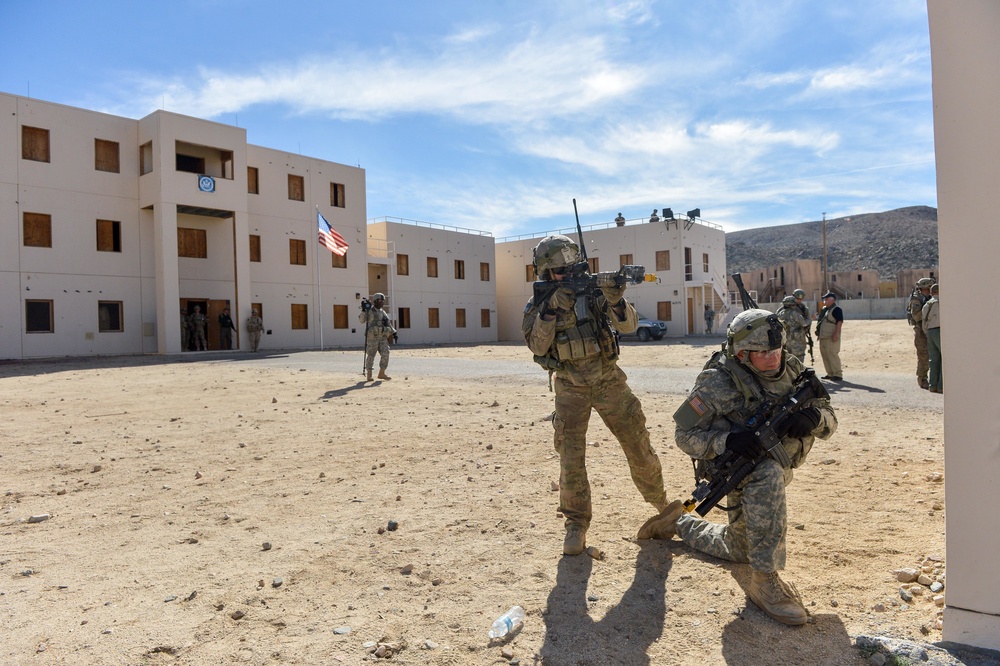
359;307;395;340
674;354;837;469
908;291;930;327
522;291;638;387
776;305;809;341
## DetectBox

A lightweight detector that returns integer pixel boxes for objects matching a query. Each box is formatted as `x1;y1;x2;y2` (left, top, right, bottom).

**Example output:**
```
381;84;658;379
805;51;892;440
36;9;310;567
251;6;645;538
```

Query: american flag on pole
317;211;349;256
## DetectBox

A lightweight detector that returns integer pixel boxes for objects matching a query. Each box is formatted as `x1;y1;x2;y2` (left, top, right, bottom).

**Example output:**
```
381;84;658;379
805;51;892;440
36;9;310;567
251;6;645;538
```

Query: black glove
780;407;822;438
392;333;399;344
725;431;764;458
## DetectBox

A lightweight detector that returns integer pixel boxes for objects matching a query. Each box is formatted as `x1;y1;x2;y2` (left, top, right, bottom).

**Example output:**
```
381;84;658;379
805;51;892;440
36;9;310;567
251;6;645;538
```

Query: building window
140;141;153;175
857;274;863;281
249;234;261;262
331;182;345;208
427;257;438;278
398;307;411;329
397;253;409;276
480;262;490;281
526;264;537;282
97;219;121;253
95;139;120;173
587;257;599;273
620;254;633;267
656;250;670;271
703;253;710;273
26;300;54;333
428;307;440;328
289;239;306;265
23;212;52;248
456;308;466;328
176;153;205;174
178;227;207;258
658;301;672;322
454;259;465;280
252;302;263;320
332;251;347;269
288;174;304;201
291;303;309;329
481;309;491;328
333;304;348;329
248;166;259;194
98;301;123;332
684;247;693;281
22;126;50;162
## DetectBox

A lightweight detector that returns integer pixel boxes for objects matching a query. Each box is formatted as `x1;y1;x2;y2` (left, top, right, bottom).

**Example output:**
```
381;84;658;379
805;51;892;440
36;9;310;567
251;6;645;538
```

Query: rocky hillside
726;206;938;280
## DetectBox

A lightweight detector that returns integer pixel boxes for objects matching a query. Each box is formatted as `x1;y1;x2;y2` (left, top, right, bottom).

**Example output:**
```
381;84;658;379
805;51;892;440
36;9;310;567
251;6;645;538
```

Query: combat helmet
727;308;785;358
373;292;385;301
792;289;805;299
781;295;796;307
533;234;581;278
916;277;934;289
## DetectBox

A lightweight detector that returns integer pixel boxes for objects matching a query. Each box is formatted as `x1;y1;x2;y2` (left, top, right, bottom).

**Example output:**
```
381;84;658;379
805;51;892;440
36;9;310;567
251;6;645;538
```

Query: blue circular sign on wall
198;175;215;192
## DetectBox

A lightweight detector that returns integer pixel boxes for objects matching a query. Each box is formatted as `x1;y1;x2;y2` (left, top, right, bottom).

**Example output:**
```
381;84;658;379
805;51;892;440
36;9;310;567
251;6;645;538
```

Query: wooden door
687;297;694;335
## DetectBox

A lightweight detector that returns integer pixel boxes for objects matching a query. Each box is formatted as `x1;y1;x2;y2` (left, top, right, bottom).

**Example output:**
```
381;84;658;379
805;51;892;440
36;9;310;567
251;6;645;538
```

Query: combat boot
563;525;587;556
918;377;929;389
377;369;391;380
366;370;373;382
748;570;808;626
637;499;684;540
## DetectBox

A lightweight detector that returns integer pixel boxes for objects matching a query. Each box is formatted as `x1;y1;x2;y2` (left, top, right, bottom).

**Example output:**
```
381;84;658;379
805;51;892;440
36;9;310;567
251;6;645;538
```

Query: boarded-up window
289;239;306;265
291;303;309;329
252;302;263;320
332;251;347;269
658;301;672;322
587;257;599;273
685;247;693;281
456;308;466;328
23;212;52;248
247;166;259;194
95;139;120;173
178;227;207;258
333;304;348;329
454;260;465;280
98;301;123;332
703;253;710;273
26;300;54;333
397;307;410;329
620;254;633;267
428;308;440;328
656;250;670;271
288;174;304;201
97;219;121;252
397;254;409;275
480;262;490;281
22;126;50;162
526;264;536;282
427;257;438;278
331;182;346;208
481;309;491;328
249;234;261;262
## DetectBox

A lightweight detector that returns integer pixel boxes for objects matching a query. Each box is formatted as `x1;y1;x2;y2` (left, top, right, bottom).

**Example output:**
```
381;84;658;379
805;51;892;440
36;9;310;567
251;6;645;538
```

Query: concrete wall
928;0;1000;651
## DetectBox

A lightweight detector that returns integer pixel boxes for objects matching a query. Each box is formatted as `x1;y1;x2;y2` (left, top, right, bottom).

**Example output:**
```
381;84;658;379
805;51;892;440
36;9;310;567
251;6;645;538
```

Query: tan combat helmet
727;308;785;358
916;277;934;289
781;295;796;307
792;289;806;299
532;234;580;279
373;292;385;302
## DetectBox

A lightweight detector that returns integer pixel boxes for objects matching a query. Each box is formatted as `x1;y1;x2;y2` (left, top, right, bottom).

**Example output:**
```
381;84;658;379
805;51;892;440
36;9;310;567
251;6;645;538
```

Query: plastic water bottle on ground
488;606;525;639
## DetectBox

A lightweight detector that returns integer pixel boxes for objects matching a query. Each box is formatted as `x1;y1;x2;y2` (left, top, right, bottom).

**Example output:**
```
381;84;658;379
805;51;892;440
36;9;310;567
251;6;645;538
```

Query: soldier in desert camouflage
644;308;837;625
522;234;676;557
776;295;809;362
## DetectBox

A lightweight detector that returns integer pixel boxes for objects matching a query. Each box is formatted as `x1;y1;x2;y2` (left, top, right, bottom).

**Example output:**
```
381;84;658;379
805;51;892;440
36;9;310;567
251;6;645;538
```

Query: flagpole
315;206;324;351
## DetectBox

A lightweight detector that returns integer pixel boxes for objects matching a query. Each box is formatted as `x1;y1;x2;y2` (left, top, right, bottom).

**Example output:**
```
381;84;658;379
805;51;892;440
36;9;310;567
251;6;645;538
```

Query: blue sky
0;0;935;236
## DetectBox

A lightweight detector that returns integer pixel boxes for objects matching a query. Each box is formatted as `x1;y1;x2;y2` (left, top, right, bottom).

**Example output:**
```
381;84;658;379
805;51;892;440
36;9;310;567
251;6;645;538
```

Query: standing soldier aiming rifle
359;292;396;382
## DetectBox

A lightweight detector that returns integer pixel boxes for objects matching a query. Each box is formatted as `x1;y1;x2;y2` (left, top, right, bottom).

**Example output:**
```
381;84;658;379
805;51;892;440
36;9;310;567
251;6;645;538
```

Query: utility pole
822;212;828;293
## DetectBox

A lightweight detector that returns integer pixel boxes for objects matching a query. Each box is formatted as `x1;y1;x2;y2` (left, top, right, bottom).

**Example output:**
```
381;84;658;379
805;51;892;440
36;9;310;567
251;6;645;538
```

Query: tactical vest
534;294;618;370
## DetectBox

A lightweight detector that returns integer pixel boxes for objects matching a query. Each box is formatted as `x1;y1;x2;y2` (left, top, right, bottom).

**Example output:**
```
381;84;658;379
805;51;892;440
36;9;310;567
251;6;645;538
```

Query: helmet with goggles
727;308;786;358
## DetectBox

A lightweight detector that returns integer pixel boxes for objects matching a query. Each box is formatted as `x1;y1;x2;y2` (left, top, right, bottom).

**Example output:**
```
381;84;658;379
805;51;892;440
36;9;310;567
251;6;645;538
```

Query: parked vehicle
622;314;667;341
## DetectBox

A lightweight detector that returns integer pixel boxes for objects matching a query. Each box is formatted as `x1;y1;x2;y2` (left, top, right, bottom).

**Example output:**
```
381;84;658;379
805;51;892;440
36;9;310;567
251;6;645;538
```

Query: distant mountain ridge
725;206;938;280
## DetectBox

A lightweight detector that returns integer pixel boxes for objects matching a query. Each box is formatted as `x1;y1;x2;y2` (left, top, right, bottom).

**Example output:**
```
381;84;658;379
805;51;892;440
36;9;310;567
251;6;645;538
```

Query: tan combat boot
377;369;391;380
637;499;684;540
748;570;808;626
563;525;587;556
366;370;373;382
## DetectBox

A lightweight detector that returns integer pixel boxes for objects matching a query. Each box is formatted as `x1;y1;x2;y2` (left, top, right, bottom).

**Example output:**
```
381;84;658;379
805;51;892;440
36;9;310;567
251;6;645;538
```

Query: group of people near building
179;306;265;353
909;278;943;393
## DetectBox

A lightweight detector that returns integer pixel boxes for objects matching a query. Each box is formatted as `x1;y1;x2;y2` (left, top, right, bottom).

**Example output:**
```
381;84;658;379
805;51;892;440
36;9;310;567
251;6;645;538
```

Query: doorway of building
687;297;695;335
180;298;232;350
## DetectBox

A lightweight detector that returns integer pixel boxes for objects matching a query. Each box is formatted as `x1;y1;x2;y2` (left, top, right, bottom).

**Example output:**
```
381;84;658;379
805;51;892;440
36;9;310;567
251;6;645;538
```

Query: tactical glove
546;287;576;314
725;431;764;458
601;285;626;306
780;407;822;438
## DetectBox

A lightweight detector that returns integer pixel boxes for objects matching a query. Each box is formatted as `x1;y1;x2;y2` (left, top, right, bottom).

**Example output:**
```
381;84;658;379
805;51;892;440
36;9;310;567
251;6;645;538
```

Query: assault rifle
682;368;828;517
533;199;657;320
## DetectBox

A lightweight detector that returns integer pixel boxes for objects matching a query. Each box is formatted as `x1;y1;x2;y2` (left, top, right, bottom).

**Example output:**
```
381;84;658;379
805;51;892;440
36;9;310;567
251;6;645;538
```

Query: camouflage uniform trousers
913;325;929;382
364;334;391;372
191;323;207;351
248;330;262;352
552;365;666;530
675;457;790;572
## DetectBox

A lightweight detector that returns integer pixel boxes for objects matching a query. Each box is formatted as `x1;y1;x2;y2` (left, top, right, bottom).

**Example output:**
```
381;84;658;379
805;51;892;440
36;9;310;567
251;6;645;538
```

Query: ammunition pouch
553;322;601;361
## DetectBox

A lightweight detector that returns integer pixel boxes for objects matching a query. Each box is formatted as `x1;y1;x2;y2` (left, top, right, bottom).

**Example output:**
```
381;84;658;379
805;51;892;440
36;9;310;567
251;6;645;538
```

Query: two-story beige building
734;258;882;303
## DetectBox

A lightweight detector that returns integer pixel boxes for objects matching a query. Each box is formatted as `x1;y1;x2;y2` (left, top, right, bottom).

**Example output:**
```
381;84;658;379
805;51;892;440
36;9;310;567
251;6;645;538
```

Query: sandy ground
0;320;950;665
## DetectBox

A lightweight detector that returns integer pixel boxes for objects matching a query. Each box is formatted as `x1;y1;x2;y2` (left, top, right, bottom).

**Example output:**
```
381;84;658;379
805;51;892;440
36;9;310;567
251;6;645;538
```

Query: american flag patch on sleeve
688;395;708;416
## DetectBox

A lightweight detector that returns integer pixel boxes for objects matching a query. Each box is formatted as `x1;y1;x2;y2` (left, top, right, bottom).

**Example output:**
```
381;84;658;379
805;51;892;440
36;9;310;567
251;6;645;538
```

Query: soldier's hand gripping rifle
682;368;829;517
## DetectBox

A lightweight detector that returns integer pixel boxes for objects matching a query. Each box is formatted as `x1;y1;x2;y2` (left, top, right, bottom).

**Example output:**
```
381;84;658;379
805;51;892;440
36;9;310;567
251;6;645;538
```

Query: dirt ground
1;320;949;665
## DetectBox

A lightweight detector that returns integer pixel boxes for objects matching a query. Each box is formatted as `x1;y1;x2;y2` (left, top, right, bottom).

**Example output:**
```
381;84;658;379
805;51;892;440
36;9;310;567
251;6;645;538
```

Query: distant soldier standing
218;307;236;350
921;284;942;393
776;295;808;362
908;277;935;389
359;292;395;381
704;304;716;334
179;308;190;352
190;305;208;351
246;308;263;352
522;234;676;556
